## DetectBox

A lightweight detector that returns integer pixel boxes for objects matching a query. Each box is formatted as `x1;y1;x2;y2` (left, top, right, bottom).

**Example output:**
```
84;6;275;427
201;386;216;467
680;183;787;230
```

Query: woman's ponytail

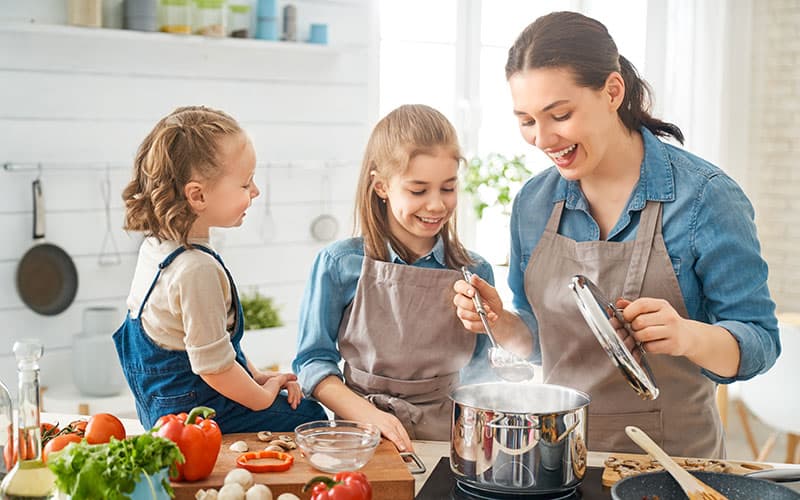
618;55;684;144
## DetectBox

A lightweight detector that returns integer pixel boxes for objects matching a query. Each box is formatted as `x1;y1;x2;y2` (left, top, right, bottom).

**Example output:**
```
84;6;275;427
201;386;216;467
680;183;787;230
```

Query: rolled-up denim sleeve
692;174;780;383
292;249;347;395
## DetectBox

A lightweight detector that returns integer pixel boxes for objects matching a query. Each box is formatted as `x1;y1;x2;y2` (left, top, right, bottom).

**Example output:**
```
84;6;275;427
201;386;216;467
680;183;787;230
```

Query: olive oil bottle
0;341;55;500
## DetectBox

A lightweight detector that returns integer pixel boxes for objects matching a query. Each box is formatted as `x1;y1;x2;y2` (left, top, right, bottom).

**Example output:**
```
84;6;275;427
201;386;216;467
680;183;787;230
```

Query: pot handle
400;452;426;474
486;413;540;430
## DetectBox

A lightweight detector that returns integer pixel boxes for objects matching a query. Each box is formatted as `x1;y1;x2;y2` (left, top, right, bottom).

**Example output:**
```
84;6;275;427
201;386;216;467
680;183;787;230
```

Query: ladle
461;267;537;383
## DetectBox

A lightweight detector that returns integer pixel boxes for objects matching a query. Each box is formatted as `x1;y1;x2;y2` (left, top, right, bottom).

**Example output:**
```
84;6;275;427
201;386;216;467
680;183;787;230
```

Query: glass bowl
294;420;381;472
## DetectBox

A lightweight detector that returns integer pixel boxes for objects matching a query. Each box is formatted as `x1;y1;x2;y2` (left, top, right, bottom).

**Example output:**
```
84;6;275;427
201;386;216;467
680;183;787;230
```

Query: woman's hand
453;273;502;333
619;297;695;357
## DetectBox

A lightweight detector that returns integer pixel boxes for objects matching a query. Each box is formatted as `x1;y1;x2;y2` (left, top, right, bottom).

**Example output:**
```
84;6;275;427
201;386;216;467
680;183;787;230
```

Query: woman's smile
548;144;578;168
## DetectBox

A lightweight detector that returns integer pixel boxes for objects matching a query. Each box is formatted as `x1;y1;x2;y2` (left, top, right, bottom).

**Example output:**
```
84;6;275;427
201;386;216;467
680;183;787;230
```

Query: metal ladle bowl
461;267;537;383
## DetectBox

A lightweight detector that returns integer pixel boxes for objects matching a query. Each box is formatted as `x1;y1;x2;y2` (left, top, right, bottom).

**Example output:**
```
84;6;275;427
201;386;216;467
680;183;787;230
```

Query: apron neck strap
543;200;566;234
623;201;663;299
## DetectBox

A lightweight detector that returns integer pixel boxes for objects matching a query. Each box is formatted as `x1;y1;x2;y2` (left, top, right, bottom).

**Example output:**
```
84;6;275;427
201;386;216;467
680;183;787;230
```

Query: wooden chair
735;318;800;463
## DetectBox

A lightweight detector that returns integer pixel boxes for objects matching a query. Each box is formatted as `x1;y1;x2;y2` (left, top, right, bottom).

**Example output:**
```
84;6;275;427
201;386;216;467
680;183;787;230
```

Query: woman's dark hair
505;11;684;144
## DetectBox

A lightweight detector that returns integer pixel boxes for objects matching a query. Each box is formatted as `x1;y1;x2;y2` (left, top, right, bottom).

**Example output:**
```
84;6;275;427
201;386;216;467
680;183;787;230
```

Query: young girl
454;12;779;458
115;106;327;432
292;104;497;452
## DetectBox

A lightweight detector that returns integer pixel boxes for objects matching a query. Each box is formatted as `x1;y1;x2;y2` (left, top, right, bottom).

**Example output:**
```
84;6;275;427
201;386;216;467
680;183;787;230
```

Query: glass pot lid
568;275;660;400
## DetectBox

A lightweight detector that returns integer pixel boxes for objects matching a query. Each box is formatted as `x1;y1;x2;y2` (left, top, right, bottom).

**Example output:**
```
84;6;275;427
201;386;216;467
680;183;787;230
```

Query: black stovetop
416;457;611;500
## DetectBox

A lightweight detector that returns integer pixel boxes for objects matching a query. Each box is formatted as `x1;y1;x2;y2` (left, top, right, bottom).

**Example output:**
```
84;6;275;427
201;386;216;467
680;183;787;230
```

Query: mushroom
196;489;219;500
224;468;255;490
265;438;295;451
229;440;249;453
217;483;246;500
256;431;273;442
245;484;273;500
276;494;300;500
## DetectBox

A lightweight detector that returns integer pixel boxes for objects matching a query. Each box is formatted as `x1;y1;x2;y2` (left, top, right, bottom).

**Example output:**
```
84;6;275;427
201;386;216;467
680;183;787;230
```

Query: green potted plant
240;291;283;331
461;153;532;220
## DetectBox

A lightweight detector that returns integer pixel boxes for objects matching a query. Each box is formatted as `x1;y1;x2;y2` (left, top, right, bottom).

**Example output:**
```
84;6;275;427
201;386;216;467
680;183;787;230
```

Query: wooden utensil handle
625;426;703;494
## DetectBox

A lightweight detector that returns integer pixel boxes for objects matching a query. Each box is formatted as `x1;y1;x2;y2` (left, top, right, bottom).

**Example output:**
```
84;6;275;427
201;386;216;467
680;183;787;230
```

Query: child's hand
283;380;302;409
453;274;502;333
366;407;413;453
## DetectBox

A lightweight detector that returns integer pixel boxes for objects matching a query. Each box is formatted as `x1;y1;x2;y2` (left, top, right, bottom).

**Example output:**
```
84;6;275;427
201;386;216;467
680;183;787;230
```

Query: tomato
43;433;82;463
41;422;60;446
84;413;126;444
66;419;88;436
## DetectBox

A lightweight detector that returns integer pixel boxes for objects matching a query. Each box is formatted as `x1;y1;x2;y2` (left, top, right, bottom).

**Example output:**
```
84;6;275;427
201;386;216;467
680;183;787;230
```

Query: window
379;1;649;271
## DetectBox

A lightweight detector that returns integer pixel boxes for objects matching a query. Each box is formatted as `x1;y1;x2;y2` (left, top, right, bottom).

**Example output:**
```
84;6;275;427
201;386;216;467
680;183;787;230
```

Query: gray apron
526;200;724;457
338;255;477;440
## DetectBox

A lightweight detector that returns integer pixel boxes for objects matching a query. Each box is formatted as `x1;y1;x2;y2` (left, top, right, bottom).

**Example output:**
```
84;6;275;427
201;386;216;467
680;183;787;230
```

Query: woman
453;11;779;458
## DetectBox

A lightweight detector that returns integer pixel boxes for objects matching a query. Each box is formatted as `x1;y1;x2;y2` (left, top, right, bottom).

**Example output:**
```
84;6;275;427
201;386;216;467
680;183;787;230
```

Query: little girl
292;104;497;451
115;106;326;432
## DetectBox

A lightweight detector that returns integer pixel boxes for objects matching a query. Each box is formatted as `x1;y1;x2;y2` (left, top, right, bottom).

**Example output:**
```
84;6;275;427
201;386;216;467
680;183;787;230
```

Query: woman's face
374;147;459;257
508;67;623;181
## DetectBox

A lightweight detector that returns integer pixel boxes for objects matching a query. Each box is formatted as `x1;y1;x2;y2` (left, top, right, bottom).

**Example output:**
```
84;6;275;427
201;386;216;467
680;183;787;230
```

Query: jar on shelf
228;1;253;38
193;0;226;37
159;0;192;34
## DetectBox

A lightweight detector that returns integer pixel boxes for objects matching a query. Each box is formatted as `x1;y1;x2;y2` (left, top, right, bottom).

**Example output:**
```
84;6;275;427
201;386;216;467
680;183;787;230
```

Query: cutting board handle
400;452;426;474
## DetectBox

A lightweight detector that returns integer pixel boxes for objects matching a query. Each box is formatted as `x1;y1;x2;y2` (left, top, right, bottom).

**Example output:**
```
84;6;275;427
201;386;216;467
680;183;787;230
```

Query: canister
159;0;192;34
193;0;226;36
228;1;253;38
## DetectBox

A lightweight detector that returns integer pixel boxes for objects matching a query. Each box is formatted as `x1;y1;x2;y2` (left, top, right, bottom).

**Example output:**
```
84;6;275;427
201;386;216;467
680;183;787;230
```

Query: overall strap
137;244;239;318
191;244;242;333
137;246;188;318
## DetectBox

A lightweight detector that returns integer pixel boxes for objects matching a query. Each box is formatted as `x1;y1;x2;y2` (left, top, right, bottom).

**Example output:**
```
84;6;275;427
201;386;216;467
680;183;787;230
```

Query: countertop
41;412;800;496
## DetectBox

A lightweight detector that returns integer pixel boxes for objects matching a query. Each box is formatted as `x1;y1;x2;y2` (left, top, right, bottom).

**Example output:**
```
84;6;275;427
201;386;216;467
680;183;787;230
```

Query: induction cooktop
416;457;611;500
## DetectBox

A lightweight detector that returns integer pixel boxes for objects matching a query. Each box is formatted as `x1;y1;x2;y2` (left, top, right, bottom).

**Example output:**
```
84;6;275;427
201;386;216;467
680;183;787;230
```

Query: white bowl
295;420;381;473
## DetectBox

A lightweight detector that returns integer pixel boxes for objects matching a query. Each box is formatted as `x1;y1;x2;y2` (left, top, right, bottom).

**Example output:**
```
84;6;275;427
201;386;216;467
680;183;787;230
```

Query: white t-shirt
126;237;236;375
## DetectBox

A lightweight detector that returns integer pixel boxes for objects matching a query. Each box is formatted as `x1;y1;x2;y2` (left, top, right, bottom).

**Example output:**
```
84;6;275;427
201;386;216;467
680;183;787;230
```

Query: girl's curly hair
122;106;242;247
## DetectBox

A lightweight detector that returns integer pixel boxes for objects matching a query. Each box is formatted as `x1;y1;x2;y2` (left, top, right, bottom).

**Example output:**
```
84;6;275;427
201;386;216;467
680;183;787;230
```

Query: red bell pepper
154;406;222;481
303;471;372;500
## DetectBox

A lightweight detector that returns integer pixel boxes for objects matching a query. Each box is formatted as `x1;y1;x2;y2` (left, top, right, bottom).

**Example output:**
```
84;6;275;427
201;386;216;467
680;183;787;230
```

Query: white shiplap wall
0;0;375;409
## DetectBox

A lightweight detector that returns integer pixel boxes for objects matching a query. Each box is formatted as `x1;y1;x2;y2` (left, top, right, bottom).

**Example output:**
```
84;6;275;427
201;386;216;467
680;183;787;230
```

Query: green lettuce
48;433;184;499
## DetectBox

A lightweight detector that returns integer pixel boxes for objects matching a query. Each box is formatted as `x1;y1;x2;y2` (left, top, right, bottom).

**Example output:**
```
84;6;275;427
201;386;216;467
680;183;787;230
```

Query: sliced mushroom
256;431;273;442
265;438;296;451
229;440;249;453
196;489;219;500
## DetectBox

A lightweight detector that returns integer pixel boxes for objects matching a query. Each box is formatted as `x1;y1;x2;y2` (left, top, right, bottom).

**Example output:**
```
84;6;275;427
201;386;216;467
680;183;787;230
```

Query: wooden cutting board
601;451;774;486
171;432;415;500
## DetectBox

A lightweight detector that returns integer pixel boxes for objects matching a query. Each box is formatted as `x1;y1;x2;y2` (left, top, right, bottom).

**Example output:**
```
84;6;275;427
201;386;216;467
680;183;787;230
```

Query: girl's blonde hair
355;104;472;268
122;106;242;247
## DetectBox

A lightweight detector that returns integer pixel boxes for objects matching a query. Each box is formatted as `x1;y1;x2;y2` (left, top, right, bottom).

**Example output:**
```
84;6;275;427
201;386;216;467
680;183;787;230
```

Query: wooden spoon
625;426;729;500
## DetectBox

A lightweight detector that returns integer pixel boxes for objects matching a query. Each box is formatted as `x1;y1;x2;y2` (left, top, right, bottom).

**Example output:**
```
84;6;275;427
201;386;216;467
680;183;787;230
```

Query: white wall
749;0;800;314
0;0;376;410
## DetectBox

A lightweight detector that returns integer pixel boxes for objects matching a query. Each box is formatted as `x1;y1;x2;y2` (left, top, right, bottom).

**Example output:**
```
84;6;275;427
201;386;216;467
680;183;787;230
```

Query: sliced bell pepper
303;471;373;500
236;450;294;473
154;406;222;481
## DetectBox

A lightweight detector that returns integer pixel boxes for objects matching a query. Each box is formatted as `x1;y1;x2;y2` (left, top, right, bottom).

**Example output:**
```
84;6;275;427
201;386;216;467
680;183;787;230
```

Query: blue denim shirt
509;127;779;384
292;236;495;396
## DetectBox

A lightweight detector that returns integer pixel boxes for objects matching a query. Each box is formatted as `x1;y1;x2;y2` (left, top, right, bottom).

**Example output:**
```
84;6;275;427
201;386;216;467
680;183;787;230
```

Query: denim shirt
292;236;495;396
509;127;779;383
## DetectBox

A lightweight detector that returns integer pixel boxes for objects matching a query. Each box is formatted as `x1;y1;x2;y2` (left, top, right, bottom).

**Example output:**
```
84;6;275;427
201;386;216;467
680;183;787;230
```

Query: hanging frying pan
16;179;79;316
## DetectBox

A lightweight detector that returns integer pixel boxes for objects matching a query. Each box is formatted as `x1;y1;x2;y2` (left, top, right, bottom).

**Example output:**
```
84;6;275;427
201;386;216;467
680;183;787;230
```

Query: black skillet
612;470;800;499
16;179;79;315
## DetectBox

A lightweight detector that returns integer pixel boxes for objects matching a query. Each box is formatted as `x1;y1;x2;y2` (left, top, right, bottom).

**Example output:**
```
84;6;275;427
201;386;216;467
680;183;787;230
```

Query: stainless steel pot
450;382;591;495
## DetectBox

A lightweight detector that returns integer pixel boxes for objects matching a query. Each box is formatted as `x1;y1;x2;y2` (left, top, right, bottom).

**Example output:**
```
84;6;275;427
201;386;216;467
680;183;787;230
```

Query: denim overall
113;244;326;432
